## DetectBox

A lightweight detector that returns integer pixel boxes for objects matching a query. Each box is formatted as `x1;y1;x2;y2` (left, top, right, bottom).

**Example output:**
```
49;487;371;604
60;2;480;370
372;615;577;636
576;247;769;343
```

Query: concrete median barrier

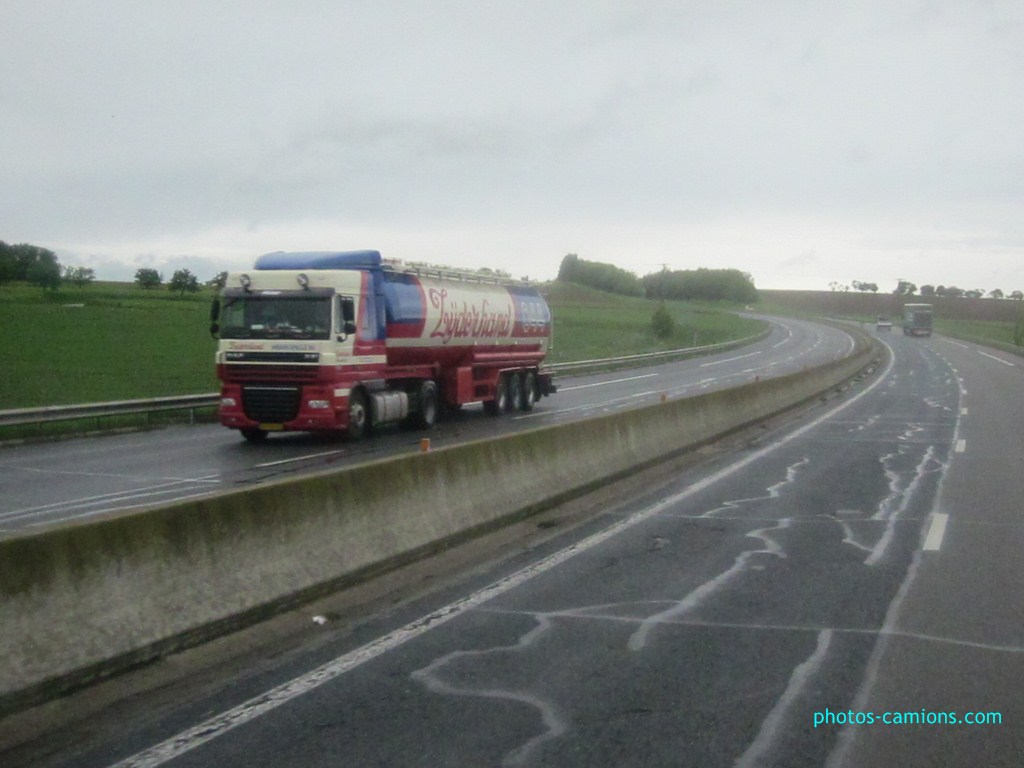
0;336;878;714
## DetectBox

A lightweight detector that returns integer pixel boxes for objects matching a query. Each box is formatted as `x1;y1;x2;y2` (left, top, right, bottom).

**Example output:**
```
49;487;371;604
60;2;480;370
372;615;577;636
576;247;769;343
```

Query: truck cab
212;267;370;441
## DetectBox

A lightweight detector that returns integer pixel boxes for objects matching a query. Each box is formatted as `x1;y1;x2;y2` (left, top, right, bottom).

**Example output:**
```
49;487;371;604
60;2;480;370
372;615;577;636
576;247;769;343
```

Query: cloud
778;251;820;270
2;2;1023;292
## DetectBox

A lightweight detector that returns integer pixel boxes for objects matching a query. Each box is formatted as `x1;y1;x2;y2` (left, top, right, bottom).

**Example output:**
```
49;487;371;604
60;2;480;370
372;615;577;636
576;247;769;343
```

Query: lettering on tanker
428;288;512;344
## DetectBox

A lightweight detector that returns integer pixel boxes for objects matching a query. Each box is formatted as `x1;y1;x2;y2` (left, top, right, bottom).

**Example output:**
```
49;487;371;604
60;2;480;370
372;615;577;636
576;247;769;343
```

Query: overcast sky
3;1;1022;291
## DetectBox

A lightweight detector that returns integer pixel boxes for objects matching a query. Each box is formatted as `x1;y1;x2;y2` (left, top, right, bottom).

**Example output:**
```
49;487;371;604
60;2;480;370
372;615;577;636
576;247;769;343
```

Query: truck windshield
219;295;332;340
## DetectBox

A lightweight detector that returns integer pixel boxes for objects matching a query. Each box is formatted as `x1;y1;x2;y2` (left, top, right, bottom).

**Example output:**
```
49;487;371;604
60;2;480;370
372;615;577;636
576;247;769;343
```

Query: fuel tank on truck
380;271;551;368
254;250;553;369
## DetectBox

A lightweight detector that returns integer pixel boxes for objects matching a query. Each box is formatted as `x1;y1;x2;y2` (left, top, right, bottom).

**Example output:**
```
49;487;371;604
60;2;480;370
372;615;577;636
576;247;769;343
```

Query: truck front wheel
347;390;370;440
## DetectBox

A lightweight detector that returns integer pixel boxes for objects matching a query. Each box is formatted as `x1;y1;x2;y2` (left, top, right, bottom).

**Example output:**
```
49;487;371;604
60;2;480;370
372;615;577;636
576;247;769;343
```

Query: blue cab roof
254;250;383;271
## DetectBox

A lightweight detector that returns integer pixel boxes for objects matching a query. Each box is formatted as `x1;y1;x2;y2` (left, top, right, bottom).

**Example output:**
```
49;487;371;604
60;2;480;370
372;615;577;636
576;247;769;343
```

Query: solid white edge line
699;350;762;368
978;350;1015;367
558;373;659;392
254;450;346;469
111;345;895;768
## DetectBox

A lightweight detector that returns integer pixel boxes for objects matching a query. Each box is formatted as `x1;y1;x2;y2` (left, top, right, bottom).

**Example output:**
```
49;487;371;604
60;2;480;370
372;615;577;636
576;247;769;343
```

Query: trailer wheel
507;372;524;413
347;390;370;440
485;374;508;416
413;381;439;429
521;371;537;412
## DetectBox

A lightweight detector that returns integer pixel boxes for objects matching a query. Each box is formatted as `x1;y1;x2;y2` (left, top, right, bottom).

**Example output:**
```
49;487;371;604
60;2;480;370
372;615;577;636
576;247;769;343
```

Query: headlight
307;399;330;409
221;397;237;407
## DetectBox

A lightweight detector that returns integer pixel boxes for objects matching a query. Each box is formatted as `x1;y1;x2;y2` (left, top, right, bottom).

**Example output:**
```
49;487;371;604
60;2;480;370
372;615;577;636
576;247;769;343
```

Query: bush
651;303;676;339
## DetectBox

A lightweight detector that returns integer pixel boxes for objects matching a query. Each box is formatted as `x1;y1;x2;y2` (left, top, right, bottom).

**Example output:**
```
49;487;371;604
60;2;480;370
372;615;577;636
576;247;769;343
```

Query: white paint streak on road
955;439;966;453
865;445;940;566
410;615;566;767
482;607;1024;655
626;519;792;652
735;629;834;768
700;458;809;518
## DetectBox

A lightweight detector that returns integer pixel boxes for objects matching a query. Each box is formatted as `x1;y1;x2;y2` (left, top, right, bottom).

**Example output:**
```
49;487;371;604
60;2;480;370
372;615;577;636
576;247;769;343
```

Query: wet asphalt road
8;329;1022;767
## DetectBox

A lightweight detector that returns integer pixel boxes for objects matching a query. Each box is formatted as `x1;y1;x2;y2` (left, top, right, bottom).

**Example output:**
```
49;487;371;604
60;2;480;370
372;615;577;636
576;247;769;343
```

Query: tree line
557;253;758;303
833;278;1023;301
0;240;225;295
0;241;65;290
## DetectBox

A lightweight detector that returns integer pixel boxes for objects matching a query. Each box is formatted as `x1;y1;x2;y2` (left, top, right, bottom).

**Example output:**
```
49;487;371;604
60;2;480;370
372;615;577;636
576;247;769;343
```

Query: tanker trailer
211;250;555;442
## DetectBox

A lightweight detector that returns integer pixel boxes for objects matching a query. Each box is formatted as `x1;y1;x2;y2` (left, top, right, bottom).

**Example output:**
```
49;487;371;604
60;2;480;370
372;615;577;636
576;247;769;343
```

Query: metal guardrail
547;329;770;374
0;330;771;429
0;394;219;428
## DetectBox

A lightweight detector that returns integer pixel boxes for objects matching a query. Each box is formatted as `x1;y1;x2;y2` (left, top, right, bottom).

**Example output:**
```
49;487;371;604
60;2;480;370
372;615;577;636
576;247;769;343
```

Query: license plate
260;423;284;431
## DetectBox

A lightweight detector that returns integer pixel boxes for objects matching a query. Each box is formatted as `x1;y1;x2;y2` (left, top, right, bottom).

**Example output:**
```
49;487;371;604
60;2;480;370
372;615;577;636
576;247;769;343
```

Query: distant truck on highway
211;251;555;442
902;303;934;337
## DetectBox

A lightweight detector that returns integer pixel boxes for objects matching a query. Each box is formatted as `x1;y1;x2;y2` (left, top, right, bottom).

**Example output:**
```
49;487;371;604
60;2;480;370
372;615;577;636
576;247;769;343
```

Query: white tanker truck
211;250;555;441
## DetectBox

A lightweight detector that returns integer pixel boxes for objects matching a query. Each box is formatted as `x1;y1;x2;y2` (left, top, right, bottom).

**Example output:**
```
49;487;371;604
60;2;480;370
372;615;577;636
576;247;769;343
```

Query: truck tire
413;381;439;429
521;371;537;412
347;390;370;440
506;372;523;413
485;374;508;416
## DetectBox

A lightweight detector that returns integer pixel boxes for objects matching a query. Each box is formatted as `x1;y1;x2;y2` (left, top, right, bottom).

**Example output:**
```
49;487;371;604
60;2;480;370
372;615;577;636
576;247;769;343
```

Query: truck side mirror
209;298;220;338
337;296;356;339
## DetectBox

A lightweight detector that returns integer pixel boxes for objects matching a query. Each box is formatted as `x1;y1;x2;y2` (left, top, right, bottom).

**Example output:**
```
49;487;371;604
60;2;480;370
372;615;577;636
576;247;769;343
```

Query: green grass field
0;280;763;409
1;282;219;409
542;282;763;363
